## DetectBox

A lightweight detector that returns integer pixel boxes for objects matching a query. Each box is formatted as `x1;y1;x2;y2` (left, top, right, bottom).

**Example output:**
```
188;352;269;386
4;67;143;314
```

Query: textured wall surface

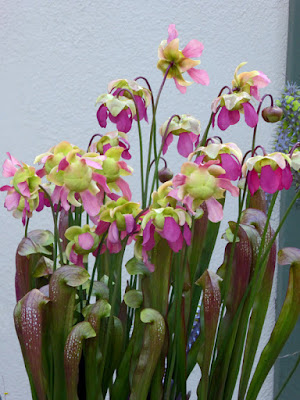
0;1;289;399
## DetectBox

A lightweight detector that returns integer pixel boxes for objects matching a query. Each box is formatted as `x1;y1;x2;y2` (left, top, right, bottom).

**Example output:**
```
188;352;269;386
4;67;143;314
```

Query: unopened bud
158;167;173;183
262;106;283;123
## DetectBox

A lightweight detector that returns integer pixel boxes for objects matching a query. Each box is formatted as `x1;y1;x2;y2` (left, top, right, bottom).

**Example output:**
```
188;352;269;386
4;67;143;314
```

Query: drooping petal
143;220;156;252
78;232;94;250
162;133;174;155
58;157;69;171
133;95;146;121
95;220;110;235
114;109;132;133
92;173;111;194
250;85;260;101
4;191;20;211
195;155;205;165
242;102;258;128
228;109;240;125
172;173;187;187
177;132;194;157
260;165;281;193
187;68;209;86
252;72;271;88
108;221;119;244
96;105;108;128
160;217;181;242
217;107;232;131
124;214;136;234
60;186;70;212
167;24;178;43
205;197;223;223
247;169;260;195
182;39;204;58
17;181;31;197
183;223;192;246
168;232;183;252
80;189;101;217
220;153;241;181
174;78;187;94
116;177;132;200
218;178;239;197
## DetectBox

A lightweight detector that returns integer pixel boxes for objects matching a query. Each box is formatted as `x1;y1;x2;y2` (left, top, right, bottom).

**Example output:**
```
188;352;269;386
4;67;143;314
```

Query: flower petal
17;181;31;197
80;190;100;217
115;177;132;200
5;191;20;211
247;169;260;195
161;217;181;242
108;221;119;244
162;133;174;155
124;214;136;234
143;220;156;251
174;78;187;94
183;223;192;246
187;68;209;86
205;197;223;223
242;102;258;128
167;24;178;43
281;165;293;190
182;39;204;58
220;153;241;181
177;132;193;157
96;105;108;128
218;178;239;197
217;107;232;131
78;232;94;251
260;165;281;193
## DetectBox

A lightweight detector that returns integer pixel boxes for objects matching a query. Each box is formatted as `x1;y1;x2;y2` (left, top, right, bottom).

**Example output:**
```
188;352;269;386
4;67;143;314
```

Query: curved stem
39;185;64;270
116;88;145;205
251;94;274;155
87;133;102;152
289;141;300;156
24;217;29;238
87;233;107;304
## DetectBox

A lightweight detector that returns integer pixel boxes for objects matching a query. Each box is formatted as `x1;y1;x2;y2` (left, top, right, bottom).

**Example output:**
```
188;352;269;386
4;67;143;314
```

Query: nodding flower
157;24;209;93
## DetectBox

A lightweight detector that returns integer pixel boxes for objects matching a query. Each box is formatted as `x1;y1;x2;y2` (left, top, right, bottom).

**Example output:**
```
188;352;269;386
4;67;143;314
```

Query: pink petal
51;185;62;205
168;233;183;252
162;133;173;155
107;240;122;254
58;157;69;171
167;24;178;43
217;107;232;131
69;246;84;268
78;232;94;250
247;169;260;195
108;221;119;244
195;155;205;165
260;165;281;194
183;195;195;214
177;132;193;157
218;178;239;197
124;214;135;234
2;158;18;177
228;109;240;125
4;191;20;211
205;197;223;223
118;160;132;174
110;109;132;133
103;143;111;154
187;68;209;86
60;186;70;212
95;220;110;235
92;173;111;194
84;158;103;170
17;181;30;197
220;153;241;181
252;72;270;88
174;78;187;94
250;85;260;101
80;189;100;217
143;220;156;252
133;95;146;121
281;165;293;190
115;177;132;200
97;105;108;128
242;102;258;128
172;173;187;188
183;223;192;245
36;168;46;178
160;217;181;242
0;185;13;191
182;39;204;58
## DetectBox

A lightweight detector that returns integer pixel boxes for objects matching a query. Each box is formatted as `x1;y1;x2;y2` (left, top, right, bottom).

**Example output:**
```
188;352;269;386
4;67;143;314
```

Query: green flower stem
200;112;213;147
144;64;173;204
87;233;107;305
251;94;274;155
39;186;63;270
24;217;29;238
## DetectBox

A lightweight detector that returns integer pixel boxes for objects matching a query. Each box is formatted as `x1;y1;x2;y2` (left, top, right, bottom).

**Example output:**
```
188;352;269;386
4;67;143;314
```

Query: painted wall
0;1;289;399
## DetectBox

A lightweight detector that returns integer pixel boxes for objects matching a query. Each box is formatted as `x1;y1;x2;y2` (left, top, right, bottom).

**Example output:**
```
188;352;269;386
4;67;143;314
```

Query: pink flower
157;24;209;93
243;152;293;195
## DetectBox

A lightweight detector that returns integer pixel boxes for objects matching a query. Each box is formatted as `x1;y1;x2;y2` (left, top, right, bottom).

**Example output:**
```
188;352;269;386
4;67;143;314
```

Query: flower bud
158;167;173;183
262;106;283;123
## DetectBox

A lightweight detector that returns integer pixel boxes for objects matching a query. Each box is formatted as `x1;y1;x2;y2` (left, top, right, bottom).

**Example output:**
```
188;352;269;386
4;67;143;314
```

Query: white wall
0;1;289;399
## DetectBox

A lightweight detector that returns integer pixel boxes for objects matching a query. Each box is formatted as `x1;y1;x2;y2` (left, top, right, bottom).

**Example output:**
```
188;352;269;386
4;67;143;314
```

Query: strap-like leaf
14;289;50;400
130;308;166;400
246;255;300;399
64;321;96;400
196;270;222;400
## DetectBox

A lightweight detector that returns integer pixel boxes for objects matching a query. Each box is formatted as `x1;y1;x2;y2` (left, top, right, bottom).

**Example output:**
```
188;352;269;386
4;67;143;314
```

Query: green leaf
130;309;166;400
32;256;53;278
124;290;143;309
246;259;300;399
126;257;150;276
14;289;50;400
64;322;96;400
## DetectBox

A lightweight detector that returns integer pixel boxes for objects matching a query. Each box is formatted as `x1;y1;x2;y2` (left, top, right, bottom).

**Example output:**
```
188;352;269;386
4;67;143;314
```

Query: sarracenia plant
2;24;300;400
